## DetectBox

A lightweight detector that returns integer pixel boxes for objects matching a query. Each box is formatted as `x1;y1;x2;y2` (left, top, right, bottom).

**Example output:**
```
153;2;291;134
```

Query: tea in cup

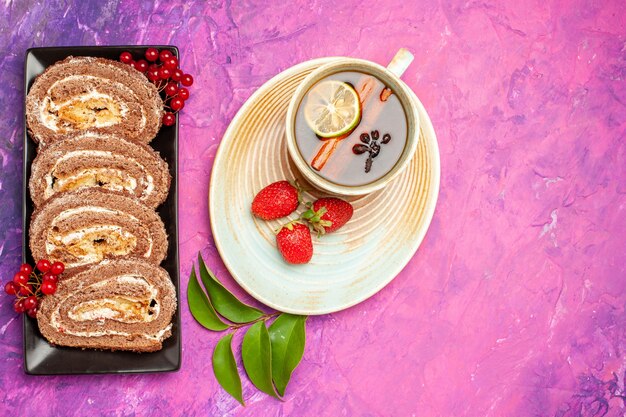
286;49;419;196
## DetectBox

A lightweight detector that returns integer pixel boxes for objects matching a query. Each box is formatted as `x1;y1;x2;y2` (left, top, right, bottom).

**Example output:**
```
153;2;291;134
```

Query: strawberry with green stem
301;197;354;235
276;221;313;264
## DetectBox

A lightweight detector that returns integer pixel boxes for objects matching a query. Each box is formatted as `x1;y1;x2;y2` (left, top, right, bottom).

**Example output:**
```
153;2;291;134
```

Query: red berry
165;82;178;96
43;273;58;284
36;259;51;273
13;271;29;286
276;222;313;264
20;264;33;275
159;67;172;80
308;198;354;234
162;112;176;126
18;284;33;296
178;87;190;101
133;59;148;73
27;307;38;318
163;57;178;70
159;50;173;62
41;281;57;295
50;262;65;276
145;48;159;62
251;181;300;220
23;296;37;311
14;299;25;314
170;97;184;111
171;69;184;82
120;51;133;64
147;68;160;82
181;74;194;87
4;282;18;295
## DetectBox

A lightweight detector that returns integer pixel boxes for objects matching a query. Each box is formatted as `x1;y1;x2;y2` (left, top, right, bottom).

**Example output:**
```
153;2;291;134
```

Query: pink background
0;1;625;416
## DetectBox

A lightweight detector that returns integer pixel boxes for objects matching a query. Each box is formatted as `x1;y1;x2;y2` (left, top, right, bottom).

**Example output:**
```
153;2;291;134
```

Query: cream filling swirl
43;149;153;200
51;275;170;341
39;73;146;132
45;207;153;268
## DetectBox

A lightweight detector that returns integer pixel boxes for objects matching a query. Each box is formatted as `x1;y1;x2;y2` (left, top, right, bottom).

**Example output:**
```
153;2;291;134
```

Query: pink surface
0;1;625;416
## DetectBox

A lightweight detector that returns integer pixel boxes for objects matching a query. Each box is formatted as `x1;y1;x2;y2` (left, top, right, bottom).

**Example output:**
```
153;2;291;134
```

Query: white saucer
209;58;440;315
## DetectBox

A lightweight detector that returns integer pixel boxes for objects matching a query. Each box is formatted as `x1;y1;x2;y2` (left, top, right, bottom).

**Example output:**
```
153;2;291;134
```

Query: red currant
43;273;59;284
50;262;65;276
18;284;33;296
134;59;148;73
4;282;18;295
13;271;29;286
159;50;173;62
147;68;160;82
181;74;194;87
177;87;190;101
170;98;184;111
165;82;178;96
23;296;38;310
36;259;51;273
159;67;172;80
27;307;38;318
162;112;176;126
41;281;57;295
20;263;33;275
14;299;25;314
172;69;184;82
120;51;133;64
145;48;159;62
177;87;189;101
163;57;178;70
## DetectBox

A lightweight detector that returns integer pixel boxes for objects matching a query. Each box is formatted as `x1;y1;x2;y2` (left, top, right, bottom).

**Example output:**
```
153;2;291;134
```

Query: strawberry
251;180;300;220
276;221;313;264
302;197;353;235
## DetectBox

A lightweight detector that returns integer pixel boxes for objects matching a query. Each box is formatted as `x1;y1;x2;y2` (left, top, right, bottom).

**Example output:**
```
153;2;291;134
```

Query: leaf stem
229;312;280;330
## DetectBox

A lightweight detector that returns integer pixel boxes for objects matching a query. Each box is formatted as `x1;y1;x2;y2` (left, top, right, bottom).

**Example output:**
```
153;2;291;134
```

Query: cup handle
386;48;414;78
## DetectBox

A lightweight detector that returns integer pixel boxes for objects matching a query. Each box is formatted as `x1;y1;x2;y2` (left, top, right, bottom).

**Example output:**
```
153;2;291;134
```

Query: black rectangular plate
22;46;181;375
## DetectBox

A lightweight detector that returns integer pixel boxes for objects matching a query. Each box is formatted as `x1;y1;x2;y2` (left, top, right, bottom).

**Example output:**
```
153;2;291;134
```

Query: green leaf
187;266;229;331
212;333;244;405
269;314;307;396
197;253;264;323
241;321;277;398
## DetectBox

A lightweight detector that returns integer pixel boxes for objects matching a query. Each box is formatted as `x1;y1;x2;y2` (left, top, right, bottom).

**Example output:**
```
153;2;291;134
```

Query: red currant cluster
119;48;194;127
4;260;64;318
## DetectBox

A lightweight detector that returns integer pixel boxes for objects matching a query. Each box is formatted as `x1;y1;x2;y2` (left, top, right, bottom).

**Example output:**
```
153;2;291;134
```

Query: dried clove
370;142;381;158
352;130;392;173
352;144;370;154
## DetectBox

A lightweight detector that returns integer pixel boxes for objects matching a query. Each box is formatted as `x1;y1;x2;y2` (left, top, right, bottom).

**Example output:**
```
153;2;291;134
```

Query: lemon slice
303;81;360;138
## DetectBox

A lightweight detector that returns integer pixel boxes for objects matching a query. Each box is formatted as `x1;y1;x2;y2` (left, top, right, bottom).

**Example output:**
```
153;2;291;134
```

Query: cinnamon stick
309;48;414;172
311;77;377;171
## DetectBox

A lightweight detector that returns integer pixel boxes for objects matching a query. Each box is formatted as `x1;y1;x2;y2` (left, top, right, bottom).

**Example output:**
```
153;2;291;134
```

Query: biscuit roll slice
37;258;176;352
26;56;163;145
29;132;171;208
30;189;168;271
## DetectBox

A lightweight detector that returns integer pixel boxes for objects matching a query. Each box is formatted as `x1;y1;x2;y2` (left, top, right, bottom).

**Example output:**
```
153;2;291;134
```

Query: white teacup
285;49;420;196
